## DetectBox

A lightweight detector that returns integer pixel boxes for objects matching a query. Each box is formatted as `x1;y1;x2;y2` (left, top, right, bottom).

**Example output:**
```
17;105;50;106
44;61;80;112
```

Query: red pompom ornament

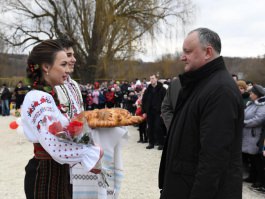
9;121;19;129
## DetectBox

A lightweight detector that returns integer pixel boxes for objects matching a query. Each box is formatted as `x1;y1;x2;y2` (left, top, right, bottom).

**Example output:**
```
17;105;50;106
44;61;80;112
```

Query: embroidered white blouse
21;90;101;171
53;76;128;198
55;76;84;118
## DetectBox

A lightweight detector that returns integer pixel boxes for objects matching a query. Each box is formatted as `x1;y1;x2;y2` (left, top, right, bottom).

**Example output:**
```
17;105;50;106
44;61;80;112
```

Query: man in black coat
142;74;166;150
13;81;30;109
159;28;244;199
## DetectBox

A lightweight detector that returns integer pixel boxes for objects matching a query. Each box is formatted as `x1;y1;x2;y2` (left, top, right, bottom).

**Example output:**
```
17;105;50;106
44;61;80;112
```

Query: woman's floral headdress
29;64;39;72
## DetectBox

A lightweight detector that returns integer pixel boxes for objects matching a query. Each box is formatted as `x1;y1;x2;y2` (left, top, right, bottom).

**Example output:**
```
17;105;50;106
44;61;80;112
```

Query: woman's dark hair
26;39;64;110
27;40;63;87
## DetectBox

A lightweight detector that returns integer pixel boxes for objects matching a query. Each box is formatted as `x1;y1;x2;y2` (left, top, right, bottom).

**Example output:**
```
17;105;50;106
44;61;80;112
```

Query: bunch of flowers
48;112;94;145
47;112;109;186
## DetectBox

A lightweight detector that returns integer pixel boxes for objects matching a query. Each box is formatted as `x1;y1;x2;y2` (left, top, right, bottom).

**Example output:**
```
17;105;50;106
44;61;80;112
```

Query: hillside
0;53;264;85
0;53;27;77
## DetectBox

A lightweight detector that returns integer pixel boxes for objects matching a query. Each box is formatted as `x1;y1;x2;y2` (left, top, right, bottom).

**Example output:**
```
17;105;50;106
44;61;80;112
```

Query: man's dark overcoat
159;56;244;199
142;81;166;114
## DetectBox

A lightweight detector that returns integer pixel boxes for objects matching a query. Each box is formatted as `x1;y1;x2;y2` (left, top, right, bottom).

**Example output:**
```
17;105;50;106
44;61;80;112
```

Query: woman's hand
90;168;101;174
90;146;104;174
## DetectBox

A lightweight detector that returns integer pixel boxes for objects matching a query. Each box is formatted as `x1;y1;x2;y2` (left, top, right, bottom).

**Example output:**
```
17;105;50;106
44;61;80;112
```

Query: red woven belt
33;143;52;160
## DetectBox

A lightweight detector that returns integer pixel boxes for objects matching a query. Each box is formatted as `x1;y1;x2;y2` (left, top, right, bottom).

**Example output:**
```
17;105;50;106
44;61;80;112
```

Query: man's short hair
56;35;75;49
150;74;158;79
190;28;221;54
246;81;253;86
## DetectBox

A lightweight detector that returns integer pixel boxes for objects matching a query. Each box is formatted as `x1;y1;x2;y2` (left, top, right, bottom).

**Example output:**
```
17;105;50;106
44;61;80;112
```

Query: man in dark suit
142;74;166;150
159;28;244;199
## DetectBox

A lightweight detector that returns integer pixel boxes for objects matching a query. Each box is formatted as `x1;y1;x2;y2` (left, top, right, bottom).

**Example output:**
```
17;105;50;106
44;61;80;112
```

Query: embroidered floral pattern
23;90;101;177
27;96;52;117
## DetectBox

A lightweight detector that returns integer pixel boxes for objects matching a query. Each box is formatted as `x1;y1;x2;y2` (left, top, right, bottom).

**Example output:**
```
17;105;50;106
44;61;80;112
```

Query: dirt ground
0;116;263;199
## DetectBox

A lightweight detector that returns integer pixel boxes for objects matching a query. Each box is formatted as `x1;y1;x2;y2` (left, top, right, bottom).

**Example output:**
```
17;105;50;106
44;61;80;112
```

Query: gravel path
0;116;264;198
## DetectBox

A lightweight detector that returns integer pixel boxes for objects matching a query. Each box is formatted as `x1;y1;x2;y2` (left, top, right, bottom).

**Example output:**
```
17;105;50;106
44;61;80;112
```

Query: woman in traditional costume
21;40;102;199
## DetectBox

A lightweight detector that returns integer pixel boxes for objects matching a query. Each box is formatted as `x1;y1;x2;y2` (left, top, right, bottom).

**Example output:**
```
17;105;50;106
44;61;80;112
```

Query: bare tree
0;0;194;83
0;31;8;53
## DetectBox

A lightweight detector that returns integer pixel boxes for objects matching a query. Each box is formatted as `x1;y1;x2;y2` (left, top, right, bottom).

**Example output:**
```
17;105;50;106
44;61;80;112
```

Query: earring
46;72;49;75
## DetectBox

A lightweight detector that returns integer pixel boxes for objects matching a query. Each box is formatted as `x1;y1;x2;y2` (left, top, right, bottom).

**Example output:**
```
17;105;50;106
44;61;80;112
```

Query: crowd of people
1;75;170;153
77;76;169;150
235;77;265;194
0;81;30;116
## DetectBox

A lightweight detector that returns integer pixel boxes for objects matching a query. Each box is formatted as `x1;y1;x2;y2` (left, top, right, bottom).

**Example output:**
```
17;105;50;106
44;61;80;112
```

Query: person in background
142;78;148;88
127;90;138;115
105;87;115;108
135;85;143;95
232;74;239;82
135;89;147;143
21;39;101;199
86;92;94;110
242;84;265;190
258;121;265;193
13;81;30;109
135;79;142;94
161;78;181;132
80;85;88;110
122;94;129;110
92;82;100;109
1;83;11;116
98;88;106;109
159;28;244;199
237;80;251;181
246;81;254;91
114;86;123;108
142;74;166;150
237;80;250;107
120;80;130;95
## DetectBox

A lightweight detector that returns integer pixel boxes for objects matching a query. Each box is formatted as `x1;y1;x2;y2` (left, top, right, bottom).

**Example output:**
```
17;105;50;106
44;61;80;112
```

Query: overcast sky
1;0;265;62
138;0;265;61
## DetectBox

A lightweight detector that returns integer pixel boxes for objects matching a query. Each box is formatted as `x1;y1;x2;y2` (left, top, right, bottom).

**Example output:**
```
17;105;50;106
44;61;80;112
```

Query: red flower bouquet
67;120;83;137
49;121;63;134
47;112;93;145
47;112;109;186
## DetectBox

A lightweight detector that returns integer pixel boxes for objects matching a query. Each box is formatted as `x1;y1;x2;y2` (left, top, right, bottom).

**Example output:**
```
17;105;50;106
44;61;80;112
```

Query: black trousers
138;120;147;141
244;153;265;184
147;111;165;146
